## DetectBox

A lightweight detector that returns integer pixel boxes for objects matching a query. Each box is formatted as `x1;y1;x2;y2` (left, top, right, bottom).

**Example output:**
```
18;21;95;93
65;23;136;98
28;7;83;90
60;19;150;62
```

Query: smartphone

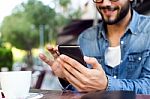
58;45;87;67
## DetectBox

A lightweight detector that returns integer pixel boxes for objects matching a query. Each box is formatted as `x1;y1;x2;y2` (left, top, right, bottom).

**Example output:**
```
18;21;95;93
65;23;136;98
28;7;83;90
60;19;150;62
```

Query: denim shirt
78;10;150;94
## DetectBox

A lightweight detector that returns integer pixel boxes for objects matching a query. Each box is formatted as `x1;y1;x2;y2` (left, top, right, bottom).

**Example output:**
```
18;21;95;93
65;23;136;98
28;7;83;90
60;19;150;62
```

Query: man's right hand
39;45;65;79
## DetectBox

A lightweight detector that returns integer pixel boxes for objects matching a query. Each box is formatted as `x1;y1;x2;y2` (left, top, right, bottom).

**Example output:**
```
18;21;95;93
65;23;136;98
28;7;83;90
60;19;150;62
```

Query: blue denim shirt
77;10;150;94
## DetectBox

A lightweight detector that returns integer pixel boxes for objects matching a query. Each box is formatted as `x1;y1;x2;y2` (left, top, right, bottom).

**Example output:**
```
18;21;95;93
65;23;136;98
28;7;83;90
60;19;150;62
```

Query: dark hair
131;0;137;7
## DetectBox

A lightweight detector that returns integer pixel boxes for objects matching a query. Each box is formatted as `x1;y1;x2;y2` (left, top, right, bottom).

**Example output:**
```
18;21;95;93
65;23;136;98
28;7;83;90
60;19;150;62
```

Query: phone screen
58;45;87;67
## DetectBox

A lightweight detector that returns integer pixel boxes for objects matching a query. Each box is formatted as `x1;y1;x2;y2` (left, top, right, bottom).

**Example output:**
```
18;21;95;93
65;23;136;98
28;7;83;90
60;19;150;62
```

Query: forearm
106;75;150;94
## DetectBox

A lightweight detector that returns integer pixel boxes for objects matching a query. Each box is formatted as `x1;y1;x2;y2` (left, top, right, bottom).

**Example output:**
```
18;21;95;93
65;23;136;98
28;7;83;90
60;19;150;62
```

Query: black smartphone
58;45;87;67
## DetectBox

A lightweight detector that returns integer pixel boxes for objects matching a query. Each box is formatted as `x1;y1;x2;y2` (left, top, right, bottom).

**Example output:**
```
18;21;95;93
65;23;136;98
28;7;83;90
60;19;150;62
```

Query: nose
102;0;112;6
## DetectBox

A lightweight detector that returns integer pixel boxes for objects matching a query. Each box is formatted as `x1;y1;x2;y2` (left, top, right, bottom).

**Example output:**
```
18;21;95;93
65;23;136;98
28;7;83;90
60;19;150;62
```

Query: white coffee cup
0;71;32;99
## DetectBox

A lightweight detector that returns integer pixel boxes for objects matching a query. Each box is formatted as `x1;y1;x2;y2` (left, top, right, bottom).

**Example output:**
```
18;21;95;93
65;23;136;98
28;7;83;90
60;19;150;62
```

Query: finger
52;58;63;71
55;45;59;52
59;54;88;74
63;63;101;91
52;45;59;55
84;56;102;70
58;58;86;83
47;45;59;58
51;60;62;76
39;53;54;66
64;68;96;92
63;67;85;91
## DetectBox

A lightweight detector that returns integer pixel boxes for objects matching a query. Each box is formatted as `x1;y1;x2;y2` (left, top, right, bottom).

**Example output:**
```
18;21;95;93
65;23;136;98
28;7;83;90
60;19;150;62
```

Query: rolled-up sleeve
106;75;150;94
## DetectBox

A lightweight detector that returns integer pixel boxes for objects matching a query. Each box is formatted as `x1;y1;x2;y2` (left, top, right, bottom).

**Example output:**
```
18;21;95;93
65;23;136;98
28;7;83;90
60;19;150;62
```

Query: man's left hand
58;55;108;92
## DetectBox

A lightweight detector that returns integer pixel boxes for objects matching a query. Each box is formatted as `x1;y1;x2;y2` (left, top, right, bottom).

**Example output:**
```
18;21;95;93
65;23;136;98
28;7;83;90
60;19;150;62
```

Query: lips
103;9;117;16
99;6;119;16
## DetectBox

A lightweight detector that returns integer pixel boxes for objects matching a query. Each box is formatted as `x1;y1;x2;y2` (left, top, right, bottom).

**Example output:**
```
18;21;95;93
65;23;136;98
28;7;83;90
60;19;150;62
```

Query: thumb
84;56;102;70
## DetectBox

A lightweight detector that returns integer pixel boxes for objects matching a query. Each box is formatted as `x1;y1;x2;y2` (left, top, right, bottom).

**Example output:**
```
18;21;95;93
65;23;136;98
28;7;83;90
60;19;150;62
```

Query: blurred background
0;0;150;90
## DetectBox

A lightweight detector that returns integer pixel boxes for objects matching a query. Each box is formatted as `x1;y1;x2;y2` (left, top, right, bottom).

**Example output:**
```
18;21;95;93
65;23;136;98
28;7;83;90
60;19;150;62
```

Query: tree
0;47;13;71
23;0;55;27
1;0;57;66
0;0;81;67
0;35;13;71
59;0;71;8
1;12;39;66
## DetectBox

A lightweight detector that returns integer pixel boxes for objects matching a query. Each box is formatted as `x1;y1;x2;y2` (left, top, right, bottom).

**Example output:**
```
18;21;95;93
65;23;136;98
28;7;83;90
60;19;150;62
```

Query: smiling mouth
99;6;119;11
98;6;119;16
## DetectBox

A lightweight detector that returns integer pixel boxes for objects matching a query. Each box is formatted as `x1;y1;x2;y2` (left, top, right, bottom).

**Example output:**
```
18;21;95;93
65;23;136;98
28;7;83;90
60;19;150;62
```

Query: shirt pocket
126;50;150;78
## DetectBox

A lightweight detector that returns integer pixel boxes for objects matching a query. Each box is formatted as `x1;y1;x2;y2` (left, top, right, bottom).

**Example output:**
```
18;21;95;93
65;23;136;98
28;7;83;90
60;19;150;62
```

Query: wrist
103;75;108;90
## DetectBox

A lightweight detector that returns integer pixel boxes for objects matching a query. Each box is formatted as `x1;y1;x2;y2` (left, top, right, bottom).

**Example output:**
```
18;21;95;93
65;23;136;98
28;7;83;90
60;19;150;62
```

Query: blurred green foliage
0;47;13;71
0;40;13;71
0;0;82;66
59;0;71;8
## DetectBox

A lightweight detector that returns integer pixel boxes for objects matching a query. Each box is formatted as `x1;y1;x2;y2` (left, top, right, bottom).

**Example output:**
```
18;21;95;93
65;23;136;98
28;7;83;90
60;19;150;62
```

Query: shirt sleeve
106;52;150;94
106;75;150;94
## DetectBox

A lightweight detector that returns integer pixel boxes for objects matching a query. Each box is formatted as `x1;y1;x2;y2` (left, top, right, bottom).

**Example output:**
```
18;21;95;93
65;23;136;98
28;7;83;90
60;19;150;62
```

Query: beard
97;2;130;25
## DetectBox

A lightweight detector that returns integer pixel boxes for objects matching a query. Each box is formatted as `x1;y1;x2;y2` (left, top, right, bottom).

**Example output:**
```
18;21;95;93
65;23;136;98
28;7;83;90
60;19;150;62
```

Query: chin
103;19;117;25
105;21;117;25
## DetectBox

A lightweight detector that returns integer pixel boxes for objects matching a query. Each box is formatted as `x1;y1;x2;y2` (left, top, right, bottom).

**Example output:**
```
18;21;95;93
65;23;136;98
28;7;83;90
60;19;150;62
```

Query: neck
107;9;132;36
106;9;132;47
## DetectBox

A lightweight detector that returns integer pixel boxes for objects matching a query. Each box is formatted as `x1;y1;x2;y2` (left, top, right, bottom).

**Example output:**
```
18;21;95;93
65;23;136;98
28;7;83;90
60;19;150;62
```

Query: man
39;0;150;94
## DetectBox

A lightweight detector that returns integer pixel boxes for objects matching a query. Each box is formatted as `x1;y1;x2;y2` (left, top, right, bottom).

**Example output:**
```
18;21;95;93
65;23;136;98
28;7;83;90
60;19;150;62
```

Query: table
31;89;150;99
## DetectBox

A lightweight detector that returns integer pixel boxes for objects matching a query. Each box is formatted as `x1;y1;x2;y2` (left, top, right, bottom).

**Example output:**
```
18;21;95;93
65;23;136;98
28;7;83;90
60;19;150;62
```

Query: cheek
110;1;124;8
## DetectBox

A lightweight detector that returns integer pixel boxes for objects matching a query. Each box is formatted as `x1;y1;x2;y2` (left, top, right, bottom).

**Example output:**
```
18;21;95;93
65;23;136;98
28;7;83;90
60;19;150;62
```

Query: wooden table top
31;89;150;99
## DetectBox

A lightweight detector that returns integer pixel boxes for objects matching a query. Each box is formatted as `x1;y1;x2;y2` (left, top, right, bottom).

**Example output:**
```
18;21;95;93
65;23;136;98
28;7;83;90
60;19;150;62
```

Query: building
57;0;150;45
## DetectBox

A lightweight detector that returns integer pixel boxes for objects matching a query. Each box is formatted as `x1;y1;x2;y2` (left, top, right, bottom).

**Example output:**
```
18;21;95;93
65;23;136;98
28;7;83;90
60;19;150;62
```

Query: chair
20;66;46;89
34;70;46;89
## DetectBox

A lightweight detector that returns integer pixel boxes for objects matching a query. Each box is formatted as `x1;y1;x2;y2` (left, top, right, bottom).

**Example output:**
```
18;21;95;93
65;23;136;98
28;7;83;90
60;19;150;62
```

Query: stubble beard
97;2;130;25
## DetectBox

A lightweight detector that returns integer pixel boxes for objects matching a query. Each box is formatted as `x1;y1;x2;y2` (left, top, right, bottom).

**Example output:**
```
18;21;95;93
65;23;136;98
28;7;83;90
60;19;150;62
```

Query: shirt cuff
106;75;122;91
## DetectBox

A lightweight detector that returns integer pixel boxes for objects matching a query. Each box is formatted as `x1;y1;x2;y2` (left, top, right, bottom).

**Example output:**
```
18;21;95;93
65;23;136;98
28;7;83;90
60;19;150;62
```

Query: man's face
96;0;131;25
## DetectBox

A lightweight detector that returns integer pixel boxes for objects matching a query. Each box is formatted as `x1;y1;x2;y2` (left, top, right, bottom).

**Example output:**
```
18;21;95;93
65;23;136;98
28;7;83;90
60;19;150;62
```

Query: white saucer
0;90;43;99
26;93;43;99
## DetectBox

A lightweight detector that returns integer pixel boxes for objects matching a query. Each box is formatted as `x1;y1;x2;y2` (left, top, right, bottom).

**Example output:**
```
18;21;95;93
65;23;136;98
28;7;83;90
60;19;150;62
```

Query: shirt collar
127;10;140;34
97;22;107;40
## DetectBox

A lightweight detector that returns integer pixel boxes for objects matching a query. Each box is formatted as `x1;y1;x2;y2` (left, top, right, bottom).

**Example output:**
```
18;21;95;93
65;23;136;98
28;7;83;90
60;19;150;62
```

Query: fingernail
84;56;89;61
39;53;43;57
47;44;51;49
60;54;66;59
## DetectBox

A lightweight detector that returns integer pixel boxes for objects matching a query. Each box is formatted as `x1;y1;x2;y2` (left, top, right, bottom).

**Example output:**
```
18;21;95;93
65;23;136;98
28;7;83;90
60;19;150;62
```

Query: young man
39;0;150;94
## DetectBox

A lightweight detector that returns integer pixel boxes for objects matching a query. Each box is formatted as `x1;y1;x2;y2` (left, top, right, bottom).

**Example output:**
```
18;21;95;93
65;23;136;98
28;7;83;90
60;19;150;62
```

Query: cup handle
0;90;5;98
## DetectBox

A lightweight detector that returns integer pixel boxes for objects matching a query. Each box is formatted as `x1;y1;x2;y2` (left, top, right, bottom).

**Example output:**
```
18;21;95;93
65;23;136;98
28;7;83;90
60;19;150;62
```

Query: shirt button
120;60;123;63
138;57;142;61
114;76;117;79
121;41;124;45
